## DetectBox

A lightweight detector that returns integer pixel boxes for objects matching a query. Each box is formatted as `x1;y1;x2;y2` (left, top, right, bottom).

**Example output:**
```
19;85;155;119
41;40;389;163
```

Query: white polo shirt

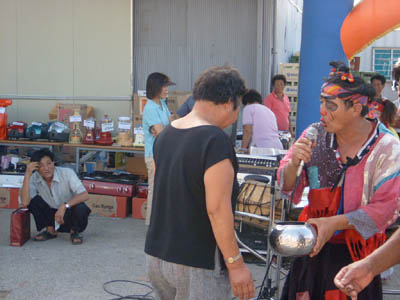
29;167;87;209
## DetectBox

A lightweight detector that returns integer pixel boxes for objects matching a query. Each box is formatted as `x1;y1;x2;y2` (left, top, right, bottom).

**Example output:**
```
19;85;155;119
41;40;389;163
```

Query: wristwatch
225;253;242;264
64;202;71;209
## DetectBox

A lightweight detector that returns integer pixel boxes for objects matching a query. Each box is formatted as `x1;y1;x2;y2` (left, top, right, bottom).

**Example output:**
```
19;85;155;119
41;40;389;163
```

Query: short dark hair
272;74;287;86
242;89;262;106
370;74;386;85
325;61;375;117
192;66;247;110
31;148;55;163
374;98;397;126
146;72;174;99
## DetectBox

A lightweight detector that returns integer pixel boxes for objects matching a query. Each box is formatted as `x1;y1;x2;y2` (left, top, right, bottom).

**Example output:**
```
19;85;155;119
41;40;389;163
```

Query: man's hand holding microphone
282;127;317;192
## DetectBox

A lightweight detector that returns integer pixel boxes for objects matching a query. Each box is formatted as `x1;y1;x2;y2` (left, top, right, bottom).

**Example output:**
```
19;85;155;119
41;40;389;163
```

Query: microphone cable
103;279;155;300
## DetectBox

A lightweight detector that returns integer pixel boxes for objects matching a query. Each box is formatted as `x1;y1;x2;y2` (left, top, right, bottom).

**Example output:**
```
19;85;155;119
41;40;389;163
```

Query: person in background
334;227;400;299
367;97;399;138
176;95;195;118
370;74;386;100
278;61;400;300
392;59;400;129
369;74;399;137
241;89;283;150
264;74;292;134
20;149;91;245
145;66;254;300
142;72;175;226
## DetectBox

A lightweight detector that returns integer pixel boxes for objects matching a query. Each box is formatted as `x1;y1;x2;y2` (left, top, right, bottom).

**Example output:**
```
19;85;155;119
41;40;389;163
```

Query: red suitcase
10;208;31;247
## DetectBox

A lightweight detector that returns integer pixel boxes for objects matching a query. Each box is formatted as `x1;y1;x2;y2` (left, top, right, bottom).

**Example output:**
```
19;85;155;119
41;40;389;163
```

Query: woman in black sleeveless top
145;66;254;300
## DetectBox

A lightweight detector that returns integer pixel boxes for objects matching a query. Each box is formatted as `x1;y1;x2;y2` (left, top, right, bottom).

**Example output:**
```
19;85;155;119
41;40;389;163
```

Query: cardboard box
133;94;149;116
125;156;147;176
133;91;192;116
167;91;192;114
59;146;76;163
86;194;130;218
284;86;298;96
279;63;299;82
0;188;20;209
132;197;147;219
133;114;143;129
48;103;95;130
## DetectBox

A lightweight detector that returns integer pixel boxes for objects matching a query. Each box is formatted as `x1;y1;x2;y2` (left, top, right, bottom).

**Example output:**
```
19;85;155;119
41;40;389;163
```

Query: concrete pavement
0;209;399;300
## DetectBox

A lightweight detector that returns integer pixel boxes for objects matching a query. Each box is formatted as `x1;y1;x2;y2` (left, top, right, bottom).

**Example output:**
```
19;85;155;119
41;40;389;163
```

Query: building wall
358;30;400;73
274;0;303;76
357;30;400;102
133;0;303;97
0;0;132;124
0;0;303;126
133;0;261;93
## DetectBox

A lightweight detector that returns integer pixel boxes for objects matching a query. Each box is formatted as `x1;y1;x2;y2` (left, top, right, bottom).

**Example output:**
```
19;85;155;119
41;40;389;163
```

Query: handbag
10;208;31;247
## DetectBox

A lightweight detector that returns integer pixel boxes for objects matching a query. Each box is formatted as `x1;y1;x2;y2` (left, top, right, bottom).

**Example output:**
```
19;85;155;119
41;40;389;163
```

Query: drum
236;178;282;228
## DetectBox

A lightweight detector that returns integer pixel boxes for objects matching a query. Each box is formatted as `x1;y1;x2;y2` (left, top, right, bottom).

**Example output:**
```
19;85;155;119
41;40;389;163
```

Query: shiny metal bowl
269;221;317;257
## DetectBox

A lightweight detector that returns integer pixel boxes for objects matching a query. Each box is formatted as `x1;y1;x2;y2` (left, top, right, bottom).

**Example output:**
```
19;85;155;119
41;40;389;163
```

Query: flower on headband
329;68;344;78
339;72;355;83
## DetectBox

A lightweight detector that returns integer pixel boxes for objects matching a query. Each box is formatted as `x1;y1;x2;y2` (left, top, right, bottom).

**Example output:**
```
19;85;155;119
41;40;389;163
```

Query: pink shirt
242;103;283;149
263;92;291;131
277;122;400;237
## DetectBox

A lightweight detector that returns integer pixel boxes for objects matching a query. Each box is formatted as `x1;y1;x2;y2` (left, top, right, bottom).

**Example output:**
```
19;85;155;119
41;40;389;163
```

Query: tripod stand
235;177;291;300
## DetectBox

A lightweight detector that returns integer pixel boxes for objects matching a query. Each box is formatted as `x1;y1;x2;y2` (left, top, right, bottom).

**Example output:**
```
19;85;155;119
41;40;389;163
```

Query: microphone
296;127;318;177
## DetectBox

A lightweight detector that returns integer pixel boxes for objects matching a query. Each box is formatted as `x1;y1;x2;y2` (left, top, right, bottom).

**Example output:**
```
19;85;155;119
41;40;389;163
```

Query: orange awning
341;0;400;60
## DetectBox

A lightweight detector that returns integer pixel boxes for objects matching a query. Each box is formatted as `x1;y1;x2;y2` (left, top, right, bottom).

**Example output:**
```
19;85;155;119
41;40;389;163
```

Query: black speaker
234;220;268;252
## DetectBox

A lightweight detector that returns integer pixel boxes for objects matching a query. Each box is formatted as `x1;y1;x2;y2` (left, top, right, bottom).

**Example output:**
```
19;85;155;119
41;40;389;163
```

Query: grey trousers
146;252;231;300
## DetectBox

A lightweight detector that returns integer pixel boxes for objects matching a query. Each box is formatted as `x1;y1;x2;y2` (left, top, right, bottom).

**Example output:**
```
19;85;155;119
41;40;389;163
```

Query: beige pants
145;156;154;226
146;251;231;300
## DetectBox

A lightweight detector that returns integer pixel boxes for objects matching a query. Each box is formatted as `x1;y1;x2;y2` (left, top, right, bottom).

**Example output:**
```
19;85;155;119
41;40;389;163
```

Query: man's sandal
70;232;83;245
33;231;57;241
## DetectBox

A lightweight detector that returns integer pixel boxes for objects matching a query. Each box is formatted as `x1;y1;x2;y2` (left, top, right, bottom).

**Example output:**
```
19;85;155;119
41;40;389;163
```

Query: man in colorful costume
278;61;400;300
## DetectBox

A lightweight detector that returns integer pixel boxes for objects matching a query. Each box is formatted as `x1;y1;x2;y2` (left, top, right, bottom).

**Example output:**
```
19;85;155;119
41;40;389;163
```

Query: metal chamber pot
269;221;317;257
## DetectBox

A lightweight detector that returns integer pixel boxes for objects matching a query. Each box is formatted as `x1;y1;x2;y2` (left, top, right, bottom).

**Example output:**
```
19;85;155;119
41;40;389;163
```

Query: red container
7;121;27;139
0;99;12;140
132;197;147;220
82;180;135;197
0;188;20;209
10;208;31;247
136;183;148;199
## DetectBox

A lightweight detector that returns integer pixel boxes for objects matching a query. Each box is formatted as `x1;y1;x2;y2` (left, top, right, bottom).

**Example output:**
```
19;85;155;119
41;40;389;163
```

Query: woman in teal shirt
143;72;175;225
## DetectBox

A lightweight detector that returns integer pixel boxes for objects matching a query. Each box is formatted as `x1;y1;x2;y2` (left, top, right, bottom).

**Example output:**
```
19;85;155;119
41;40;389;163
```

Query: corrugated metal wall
133;0;270;94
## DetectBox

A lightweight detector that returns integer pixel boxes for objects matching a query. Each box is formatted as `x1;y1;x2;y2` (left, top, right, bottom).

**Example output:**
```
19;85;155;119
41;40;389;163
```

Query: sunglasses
320;95;339;112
